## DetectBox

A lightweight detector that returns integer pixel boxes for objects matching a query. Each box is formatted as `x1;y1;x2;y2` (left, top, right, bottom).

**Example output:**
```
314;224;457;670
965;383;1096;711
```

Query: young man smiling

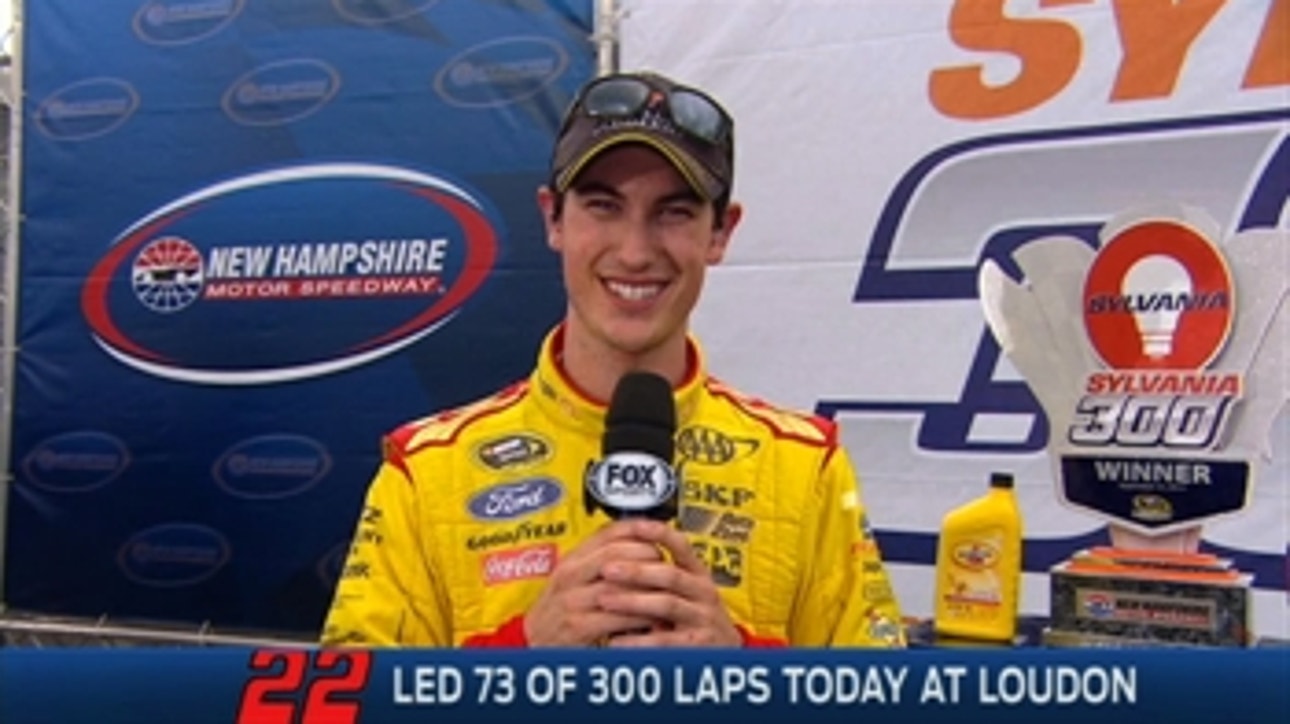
321;71;906;648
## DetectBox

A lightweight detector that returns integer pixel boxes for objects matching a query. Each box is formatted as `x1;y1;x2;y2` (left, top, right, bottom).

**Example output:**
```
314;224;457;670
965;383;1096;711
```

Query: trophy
978;204;1287;647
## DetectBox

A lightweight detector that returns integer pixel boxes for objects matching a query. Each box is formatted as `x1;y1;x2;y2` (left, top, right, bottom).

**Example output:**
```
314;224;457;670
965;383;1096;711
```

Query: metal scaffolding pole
0;610;315;648
593;0;621;75
0;0;23;617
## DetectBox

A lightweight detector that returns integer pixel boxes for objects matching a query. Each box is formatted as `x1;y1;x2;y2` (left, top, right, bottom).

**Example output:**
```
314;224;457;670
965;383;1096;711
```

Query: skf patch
683;480;755;508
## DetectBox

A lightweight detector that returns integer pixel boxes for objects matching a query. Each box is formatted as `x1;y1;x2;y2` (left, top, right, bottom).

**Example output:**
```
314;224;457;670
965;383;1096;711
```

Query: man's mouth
604;280;665;302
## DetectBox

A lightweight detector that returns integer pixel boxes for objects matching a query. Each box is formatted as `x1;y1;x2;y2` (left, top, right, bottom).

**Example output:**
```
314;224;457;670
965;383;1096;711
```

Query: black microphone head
584;371;680;521
603;371;675;462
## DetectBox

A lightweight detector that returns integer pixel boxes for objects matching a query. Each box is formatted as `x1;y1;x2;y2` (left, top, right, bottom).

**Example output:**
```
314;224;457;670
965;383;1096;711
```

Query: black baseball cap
550;71;734;201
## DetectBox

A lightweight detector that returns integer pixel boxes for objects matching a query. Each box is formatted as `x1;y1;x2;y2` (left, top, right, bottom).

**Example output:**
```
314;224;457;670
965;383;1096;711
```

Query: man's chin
604;330;670;357
580;312;684;358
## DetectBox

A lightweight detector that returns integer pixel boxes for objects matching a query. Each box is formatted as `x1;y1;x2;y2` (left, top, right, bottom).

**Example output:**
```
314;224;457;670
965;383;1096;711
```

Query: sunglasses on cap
564;74;733;147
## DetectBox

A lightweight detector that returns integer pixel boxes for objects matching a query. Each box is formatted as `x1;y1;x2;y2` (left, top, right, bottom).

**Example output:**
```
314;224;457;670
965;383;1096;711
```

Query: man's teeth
606;281;661;301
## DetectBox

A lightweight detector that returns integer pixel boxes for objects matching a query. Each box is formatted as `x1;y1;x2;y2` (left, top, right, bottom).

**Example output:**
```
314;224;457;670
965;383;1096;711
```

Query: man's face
539;144;740;359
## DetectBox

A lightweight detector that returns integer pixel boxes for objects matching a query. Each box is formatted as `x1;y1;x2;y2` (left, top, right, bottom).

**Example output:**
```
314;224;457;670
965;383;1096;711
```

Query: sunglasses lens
669;90;727;142
582;78;651;117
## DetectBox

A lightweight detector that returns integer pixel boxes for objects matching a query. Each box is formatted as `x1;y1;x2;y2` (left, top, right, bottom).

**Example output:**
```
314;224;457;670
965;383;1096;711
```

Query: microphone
584;371;680;522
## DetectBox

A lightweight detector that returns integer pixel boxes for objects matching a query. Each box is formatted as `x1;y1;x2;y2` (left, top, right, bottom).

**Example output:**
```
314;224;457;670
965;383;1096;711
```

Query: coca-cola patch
482;543;557;585
466;478;564;521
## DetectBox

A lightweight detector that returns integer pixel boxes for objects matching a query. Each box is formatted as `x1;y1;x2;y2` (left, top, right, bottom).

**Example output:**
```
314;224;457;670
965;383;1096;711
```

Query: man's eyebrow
656;189;703;206
570;180;701;206
570;180;624;198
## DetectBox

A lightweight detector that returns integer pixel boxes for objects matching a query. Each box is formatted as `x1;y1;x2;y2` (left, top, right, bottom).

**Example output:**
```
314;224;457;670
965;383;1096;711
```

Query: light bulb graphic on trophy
1122;253;1191;362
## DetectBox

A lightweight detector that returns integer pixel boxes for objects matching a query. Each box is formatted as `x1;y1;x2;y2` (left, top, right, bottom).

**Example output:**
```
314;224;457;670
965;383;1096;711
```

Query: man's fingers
597;539;667;564
551;528;664;588
596;587;744;648
529;519;743;648
620;520;710;576
596;589;703;627
588;519;658;546
599;560;712;601
564;540;663;586
604;628;734;648
575;612;660;642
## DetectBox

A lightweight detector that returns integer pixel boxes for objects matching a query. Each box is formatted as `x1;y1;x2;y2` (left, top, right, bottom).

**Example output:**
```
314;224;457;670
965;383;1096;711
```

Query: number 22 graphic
236;650;372;724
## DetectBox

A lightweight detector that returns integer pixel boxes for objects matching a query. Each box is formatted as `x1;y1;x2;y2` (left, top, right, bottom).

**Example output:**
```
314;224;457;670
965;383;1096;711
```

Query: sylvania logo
81;163;500;385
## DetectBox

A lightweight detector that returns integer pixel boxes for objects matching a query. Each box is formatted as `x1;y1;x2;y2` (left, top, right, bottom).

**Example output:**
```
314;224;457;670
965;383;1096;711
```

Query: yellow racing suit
321;326;905;647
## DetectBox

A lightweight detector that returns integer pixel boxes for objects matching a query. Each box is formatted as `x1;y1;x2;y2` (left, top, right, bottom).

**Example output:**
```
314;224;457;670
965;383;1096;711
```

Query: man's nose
614;220;657;269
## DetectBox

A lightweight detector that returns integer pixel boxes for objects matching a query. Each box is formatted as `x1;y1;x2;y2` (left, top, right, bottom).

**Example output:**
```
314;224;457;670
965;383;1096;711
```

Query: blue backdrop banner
0;648;1286;723
8;0;595;633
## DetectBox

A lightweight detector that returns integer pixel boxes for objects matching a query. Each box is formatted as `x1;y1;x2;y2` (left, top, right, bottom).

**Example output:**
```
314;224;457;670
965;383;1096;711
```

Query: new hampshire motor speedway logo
81;163;500;385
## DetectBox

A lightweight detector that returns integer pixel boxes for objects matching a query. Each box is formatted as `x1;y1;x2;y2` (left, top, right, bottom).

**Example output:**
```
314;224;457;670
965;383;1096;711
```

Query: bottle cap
989;472;1015;489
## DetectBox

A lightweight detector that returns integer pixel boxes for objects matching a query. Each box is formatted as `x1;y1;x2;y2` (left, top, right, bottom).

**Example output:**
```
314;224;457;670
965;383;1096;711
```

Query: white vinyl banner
621;0;1288;639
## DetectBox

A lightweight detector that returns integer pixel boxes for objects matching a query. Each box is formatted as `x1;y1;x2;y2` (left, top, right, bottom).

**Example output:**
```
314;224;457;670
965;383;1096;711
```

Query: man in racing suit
321;71;905;647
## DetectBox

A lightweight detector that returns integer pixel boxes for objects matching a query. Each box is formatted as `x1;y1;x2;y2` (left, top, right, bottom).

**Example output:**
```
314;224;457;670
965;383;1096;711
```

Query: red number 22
237;650;372;724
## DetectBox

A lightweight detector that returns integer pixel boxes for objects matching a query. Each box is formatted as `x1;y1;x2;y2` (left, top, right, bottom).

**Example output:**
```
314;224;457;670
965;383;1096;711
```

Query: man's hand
595;519;742;647
523;520;665;647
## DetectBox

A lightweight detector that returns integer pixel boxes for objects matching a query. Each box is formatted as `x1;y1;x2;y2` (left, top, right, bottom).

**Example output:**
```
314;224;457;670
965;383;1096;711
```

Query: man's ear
706;201;743;264
537;185;562;252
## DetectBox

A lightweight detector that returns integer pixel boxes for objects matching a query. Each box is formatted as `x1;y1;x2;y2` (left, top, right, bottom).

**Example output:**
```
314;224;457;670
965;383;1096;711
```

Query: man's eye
586;197;619;212
660;205;696;220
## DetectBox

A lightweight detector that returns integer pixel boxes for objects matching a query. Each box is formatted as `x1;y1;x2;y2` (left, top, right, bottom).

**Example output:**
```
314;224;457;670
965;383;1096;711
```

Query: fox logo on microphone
584;451;679;521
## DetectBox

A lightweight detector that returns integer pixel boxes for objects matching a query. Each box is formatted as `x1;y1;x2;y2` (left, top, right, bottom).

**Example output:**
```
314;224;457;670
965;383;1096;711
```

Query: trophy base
1047;547;1252;647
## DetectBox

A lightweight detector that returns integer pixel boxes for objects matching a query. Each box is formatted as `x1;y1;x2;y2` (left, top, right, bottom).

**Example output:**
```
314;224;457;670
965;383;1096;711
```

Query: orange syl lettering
931;0;1288;120
1111;0;1224;101
1244;0;1290;88
929;0;1085;120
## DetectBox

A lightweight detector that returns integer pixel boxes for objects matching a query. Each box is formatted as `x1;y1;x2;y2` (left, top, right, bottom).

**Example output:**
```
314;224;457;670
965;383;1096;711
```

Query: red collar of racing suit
529;323;707;438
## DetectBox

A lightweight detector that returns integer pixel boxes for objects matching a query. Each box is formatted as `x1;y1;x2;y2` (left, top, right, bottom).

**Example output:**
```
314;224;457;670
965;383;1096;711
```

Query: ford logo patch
467;478;564;521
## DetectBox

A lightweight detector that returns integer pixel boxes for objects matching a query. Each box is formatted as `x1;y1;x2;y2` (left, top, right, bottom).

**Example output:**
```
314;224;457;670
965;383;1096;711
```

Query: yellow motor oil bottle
933;472;1024;642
